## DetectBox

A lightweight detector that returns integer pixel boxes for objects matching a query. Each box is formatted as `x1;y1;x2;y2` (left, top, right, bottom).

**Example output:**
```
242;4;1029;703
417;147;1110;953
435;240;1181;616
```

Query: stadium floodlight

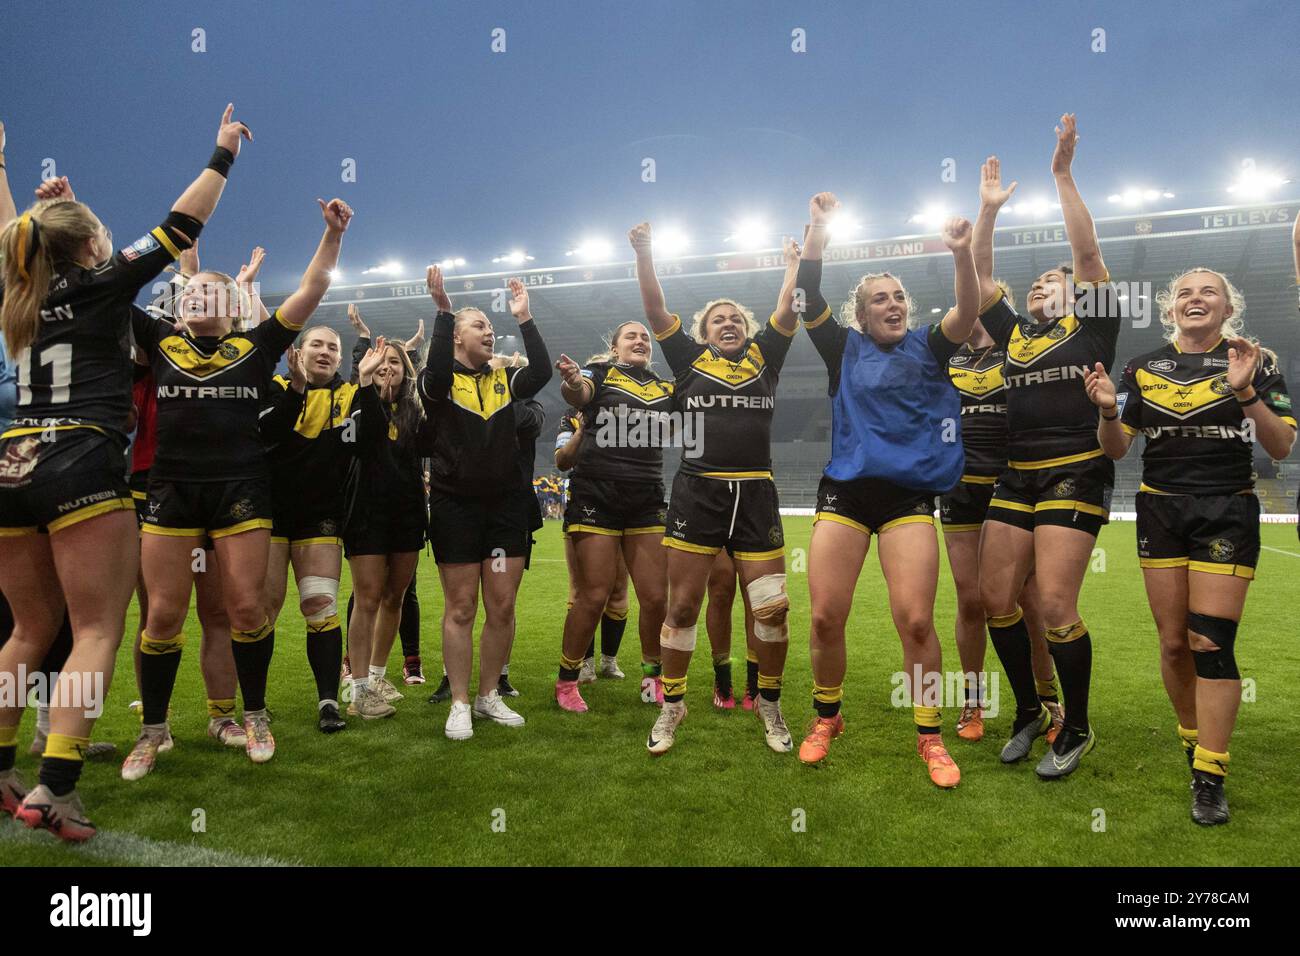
492;250;535;266
909;205;949;229
328;269;343;281
566;238;615;261
1009;197;1060;218
727;217;771;251
930;307;942;314
1227;161;1288;198
362;261;404;276
652;227;691;257
438;257;467;270
1106;188;1176;207
826;212;864;243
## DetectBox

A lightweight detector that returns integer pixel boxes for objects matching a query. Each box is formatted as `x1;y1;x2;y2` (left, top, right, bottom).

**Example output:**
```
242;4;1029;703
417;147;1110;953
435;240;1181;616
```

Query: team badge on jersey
1210;376;1234;396
121;234;160;262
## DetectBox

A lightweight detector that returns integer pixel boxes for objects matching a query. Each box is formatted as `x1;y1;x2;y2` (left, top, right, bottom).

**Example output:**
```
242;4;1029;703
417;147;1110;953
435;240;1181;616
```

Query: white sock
353;677;370;694
369;665;386;681
318;698;338;711
501;663;509;677
36;704;50;736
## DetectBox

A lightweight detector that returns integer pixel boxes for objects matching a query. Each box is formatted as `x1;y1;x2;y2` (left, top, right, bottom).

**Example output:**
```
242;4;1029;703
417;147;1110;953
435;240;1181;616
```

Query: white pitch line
0;821;297;866
1262;545;1300;558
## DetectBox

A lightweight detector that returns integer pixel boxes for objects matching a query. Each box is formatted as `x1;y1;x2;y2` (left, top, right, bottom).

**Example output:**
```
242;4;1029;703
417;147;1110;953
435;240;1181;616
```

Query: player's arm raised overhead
771;235;803;333
276;199;352;330
974;156;1016;306
938;217;979;343
167;103;253;246
503;277;553;399
1051;113;1106;282
628;221;674;334
1085;361;1134;459
236;245;270;326
418;264;456;405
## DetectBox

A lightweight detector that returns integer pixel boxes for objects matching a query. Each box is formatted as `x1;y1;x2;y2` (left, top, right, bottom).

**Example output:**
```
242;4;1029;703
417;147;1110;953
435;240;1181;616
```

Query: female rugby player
1087;268;1294;824
977;115;1121;779
629;220;801;756
552;321;671;713
0;105;245;839
343;336;429;720
795;194;981;788
122;195;352;779
418;266;553;741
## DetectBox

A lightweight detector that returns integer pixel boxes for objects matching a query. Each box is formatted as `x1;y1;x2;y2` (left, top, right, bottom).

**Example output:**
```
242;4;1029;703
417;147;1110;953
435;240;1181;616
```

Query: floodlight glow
438;257;467;270
1107;188;1176;207
1010;197;1059;218
652;228;690;257
727;218;770;251
1227;163;1288;198
909;205;949;229
492;251;534;266
567;238;615;261
826;213;864;242
362;261;404;276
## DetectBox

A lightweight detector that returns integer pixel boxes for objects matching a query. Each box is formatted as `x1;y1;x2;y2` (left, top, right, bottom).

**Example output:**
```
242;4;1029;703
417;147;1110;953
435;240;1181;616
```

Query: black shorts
272;493;345;547
130;468;151;523
343;494;426;558
1137;491;1260;580
427;489;532;565
815;475;935;536
986;454;1113;536
663;473;784;561
939;477;997;532
563;475;666;537
0;428;133;536
140;476;272;540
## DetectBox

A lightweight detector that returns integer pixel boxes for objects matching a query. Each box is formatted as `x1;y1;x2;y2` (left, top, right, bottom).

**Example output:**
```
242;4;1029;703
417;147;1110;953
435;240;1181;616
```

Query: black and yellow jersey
132;308;302;482
979;279;1122;468
656;314;794;479
418;310;553;497
572;361;673;483
0;218;189;440
1118;339;1295;495
947;343;1009;480
351;384;429;518
259;372;359;514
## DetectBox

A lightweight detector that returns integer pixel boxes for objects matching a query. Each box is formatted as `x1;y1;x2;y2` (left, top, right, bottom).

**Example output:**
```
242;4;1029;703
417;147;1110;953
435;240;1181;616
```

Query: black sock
600;612;627;657
231;622;275;713
38;757;82;797
987;610;1041;729
713;656;732;696
139;635;184;726
306;619;343;703
964;674;980;707
745;657;759;697
1049;627;1093;738
399;579;420;659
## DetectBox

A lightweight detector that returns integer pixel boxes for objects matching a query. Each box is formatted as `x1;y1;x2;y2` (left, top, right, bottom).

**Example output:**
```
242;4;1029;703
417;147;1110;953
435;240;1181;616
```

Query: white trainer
757;697;793;753
578;657;597;685
598;655;625;680
372;675;404;703
647;700;687;754
445;700;474;740
473;690;525;727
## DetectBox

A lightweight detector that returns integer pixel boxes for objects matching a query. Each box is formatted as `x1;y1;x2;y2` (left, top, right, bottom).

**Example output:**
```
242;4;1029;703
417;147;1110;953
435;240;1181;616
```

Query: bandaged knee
1188;612;1239;680
299;576;340;625
747;573;789;643
660;623;697;652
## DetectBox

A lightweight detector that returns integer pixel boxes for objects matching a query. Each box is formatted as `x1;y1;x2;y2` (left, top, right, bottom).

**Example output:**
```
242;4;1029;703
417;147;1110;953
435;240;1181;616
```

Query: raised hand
236;246;266;287
809;191;840;225
507;277;531;322
35;176;75;202
426;264;452;311
318;198;353;234
1084;362;1117;409
1051;113;1078;177
980;156;1017;208
217;103;253;157
405;318;426;351
357;335;388;385
286;346;307;393
782;235;801;267
941;216;973;251
555;353;583;388
1224;336;1260;391
628;221;653;254
347;303;370;337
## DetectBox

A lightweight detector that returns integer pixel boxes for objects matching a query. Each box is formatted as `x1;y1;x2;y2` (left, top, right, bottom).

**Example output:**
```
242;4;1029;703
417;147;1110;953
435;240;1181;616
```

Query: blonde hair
994;278;1016;310
690;299;757;345
840;272;916;330
186;270;253;332
1155;268;1246;344
0;199;102;355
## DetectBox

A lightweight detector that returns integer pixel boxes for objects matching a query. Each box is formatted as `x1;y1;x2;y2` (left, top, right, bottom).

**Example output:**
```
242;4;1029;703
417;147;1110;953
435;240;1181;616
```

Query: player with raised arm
0;105;246;839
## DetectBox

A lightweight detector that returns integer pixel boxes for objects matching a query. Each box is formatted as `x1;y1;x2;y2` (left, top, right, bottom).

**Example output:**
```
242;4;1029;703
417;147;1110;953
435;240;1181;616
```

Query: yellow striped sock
1177;724;1199;754
43;733;90;762
662;675;687;699
813;683;843;704
232;617;273;644
0;724;18;749
140;629;184;655
307;612;341;634
1193;745;1229;777
560;653;584;672
757;673;783;690
913;705;942;730
207;697;236;719
745;648;758;664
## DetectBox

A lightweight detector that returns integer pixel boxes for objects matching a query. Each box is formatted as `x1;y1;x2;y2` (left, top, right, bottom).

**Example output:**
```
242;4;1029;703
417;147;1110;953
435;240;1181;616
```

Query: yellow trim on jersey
210;518;273;539
803;304;833;330
566;524;623;537
1;423;106;440
733;547;785;562
625;525;666;536
1172;337;1223;355
158;334;258;380
131;489;148;501
879;514;935;533
662;537;721;556
767;313;796;338
698;470;773;480
948;364;1006;398
1133;368;1236;421
689;340;767;390
47;497;134;534
449;367;513;420
1035;499;1108;517
942;522;983;533
0;526;39;537
988;498;1033;513
273;307;304;332
655;315;683;341
1139;556;1188;569
1281;415;1298;429
960;474;998;485
1008;448;1104;470
140;524;206;537
272;377;360;439
814;511;869;535
1139;482;1176;495
978;290;1005;314
1188;560;1255;580
151;225;182;259
600;366;673;405
1121;423;1139;436
1006;313;1082;367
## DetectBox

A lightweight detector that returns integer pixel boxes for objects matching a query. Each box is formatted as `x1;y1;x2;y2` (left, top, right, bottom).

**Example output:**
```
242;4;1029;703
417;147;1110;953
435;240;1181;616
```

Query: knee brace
747;573;789;644
299;576;339;623
1188;612;1239;680
660;623;697;652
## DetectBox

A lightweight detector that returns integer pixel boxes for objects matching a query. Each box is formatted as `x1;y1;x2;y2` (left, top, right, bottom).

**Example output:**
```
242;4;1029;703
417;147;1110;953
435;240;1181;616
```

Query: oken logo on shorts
1208;538;1235;562
49;885;151;936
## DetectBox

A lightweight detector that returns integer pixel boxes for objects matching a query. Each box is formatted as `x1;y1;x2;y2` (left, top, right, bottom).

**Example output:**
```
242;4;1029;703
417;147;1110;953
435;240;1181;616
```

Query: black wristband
207;146;235;178
1101;409;1119;421
1237;392;1260;408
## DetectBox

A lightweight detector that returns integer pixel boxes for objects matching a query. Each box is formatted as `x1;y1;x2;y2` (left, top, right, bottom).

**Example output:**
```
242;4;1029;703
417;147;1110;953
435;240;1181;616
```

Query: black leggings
345;570;420;659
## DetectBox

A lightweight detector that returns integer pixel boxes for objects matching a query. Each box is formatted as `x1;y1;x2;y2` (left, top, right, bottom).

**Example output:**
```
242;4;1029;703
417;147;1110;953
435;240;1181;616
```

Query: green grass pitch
3;518;1298;866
